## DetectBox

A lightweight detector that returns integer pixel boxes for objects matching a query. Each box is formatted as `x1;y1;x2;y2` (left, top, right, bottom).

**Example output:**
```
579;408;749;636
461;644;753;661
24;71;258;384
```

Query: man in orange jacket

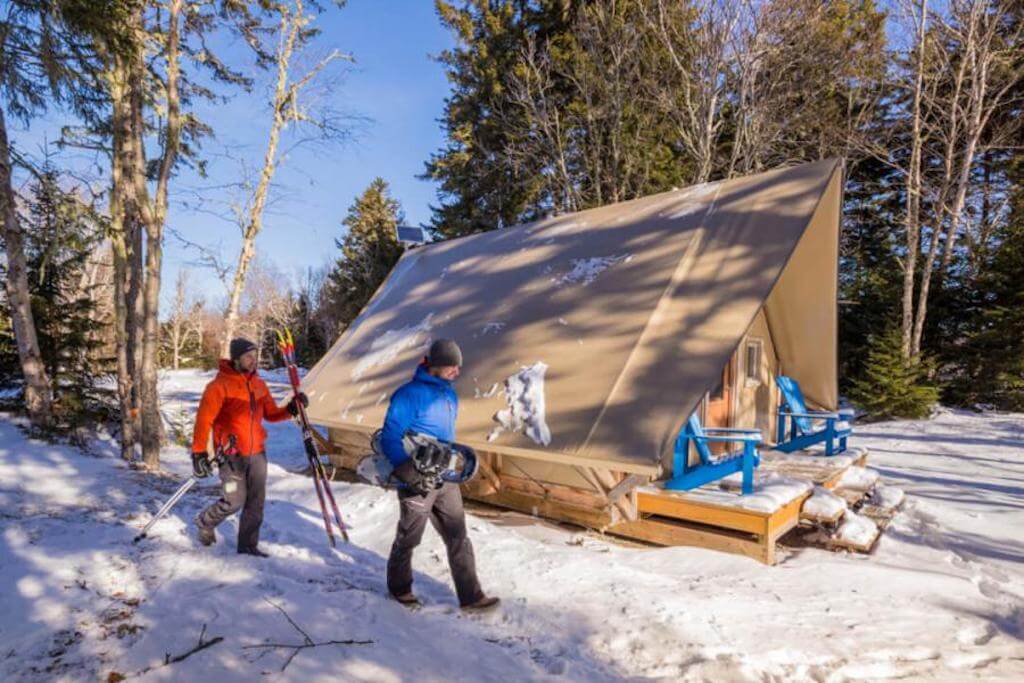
191;338;306;557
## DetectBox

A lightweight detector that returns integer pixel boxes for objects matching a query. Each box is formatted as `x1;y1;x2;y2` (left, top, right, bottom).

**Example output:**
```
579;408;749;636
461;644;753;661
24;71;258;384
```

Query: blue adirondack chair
665;414;762;495
775;375;854;456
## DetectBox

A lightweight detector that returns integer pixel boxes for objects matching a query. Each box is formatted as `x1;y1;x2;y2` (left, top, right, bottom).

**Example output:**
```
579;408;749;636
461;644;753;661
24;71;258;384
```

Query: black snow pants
386;482;484;606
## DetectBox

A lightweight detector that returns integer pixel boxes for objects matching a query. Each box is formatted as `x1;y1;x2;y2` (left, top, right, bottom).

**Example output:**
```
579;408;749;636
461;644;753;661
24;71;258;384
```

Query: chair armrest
702;427;762;434
694;434;762;444
779;410;840;420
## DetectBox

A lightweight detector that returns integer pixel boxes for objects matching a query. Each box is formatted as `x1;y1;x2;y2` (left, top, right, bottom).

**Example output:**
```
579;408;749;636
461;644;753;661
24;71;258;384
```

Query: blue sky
165;0;455;304
14;0;454;311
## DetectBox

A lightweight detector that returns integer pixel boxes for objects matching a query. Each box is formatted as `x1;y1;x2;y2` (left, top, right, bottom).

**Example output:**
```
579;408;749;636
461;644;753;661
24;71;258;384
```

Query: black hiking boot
194;517;215;547
238;546;270;558
391;591;421;608
461;595;500;612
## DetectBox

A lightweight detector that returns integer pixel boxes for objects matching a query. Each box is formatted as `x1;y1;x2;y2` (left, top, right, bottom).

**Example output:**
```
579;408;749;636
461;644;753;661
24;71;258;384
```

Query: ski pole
308;445;337;548
132;440;233;544
307;431;349;543
133;476;199;543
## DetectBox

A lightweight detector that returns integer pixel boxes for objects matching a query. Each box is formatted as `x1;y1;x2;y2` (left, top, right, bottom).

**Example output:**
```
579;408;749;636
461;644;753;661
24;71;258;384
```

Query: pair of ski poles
276;328;349;546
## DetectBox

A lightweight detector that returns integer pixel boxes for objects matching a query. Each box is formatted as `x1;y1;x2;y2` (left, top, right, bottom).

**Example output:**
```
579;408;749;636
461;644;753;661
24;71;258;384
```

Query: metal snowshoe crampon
356;429;478;490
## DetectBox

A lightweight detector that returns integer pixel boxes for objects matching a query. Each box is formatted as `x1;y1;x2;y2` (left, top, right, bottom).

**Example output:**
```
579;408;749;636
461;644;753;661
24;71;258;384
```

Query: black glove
287;392;309;417
393;459;430;496
192;451;213;478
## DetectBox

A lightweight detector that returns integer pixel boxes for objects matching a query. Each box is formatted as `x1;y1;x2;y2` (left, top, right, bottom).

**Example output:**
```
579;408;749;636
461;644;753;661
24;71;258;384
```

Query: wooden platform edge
608;518;772;564
318;428;869;565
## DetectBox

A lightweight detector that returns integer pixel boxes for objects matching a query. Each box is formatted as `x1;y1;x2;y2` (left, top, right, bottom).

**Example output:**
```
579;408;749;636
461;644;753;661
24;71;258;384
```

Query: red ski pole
277;329;349;544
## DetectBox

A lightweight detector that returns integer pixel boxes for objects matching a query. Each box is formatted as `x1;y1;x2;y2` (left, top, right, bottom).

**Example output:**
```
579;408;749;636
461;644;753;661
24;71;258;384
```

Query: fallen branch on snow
116;623;223;679
243;597;373;672
164;623;224;665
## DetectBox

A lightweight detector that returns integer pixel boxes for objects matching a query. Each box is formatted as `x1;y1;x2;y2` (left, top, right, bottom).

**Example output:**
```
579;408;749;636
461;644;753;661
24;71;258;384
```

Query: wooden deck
601;447;874;564
610;487;807;565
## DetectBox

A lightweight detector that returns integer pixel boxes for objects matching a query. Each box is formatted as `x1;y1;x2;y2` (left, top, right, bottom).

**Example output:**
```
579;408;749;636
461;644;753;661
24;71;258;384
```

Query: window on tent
745;339;762;385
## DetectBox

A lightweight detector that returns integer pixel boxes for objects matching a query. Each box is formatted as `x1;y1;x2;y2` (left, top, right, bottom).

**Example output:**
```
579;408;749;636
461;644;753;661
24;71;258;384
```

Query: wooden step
800;505;845;525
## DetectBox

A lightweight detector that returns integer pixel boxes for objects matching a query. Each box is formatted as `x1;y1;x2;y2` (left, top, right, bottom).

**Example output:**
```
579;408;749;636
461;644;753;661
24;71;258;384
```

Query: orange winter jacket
191;359;292;456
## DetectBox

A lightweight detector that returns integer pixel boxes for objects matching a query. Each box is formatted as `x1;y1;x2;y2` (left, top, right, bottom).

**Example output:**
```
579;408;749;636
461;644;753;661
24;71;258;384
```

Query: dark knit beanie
229;337;257;362
427;339;463;368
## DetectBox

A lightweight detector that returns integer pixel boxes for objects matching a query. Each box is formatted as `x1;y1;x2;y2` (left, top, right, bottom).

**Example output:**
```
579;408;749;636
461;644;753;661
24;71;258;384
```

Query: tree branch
242;598;373;672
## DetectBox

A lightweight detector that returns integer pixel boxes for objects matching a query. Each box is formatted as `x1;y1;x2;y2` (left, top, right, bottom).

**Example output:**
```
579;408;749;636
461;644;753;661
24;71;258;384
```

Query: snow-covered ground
1;370;1022;681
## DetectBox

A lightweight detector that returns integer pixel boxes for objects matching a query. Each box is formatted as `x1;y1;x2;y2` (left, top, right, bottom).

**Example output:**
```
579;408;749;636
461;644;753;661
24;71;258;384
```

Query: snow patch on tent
351;313;434;380
474;381;501;399
554;254;633;286
481;321;506;335
663;182;722;220
487;362;551;446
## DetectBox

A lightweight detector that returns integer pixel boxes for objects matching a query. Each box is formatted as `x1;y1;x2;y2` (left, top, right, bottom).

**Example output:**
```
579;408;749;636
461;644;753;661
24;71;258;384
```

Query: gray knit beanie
427;339;463;368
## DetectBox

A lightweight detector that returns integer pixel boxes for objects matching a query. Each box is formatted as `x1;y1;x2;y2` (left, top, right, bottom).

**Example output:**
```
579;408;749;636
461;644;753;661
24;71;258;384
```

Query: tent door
703;357;736;454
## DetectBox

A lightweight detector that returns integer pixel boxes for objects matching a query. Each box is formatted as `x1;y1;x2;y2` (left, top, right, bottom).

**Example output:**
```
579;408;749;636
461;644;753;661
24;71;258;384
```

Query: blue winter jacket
380;364;458;466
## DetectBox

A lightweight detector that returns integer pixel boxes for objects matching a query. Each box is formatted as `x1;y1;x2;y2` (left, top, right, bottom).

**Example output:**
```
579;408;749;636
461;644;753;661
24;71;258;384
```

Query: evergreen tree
838;156;905;390
947;153;1024;409
425;1;578;238
848;327;939;419
323;178;405;333
288;292;329;368
0;168;115;432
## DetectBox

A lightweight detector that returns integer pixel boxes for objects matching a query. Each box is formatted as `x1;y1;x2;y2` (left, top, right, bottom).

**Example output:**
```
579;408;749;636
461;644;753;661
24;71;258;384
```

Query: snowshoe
356;452;397;488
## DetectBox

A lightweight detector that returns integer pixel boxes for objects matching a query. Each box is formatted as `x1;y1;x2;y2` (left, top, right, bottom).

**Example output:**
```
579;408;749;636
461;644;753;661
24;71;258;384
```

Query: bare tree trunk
138;0;183;469
127;214;143;428
0;107;53;425
109;57;137;460
902;0;928;360
170;271;186;370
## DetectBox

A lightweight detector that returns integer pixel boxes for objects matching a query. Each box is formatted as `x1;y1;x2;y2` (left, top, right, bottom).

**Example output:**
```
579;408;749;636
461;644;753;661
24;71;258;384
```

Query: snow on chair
665;414;762;495
775;375;853;456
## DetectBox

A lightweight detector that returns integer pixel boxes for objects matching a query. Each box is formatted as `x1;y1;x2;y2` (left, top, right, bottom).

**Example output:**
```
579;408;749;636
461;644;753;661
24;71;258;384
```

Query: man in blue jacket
381;339;498;611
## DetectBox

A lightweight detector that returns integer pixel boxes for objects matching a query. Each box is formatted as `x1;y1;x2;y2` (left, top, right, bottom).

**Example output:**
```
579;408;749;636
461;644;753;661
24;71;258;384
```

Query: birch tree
909;0;1024;357
221;0;351;355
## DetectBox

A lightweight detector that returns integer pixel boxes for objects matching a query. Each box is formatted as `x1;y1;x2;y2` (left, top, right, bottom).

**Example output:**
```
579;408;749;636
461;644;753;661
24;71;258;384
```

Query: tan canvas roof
302;159;843;474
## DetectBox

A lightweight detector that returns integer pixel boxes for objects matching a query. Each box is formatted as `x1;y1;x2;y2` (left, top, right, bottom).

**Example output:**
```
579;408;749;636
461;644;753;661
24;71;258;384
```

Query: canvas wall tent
302;158;844;523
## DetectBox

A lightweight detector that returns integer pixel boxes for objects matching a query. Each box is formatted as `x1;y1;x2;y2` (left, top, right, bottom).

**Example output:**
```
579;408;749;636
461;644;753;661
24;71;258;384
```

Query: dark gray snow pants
197;452;267;552
386;482;484;606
